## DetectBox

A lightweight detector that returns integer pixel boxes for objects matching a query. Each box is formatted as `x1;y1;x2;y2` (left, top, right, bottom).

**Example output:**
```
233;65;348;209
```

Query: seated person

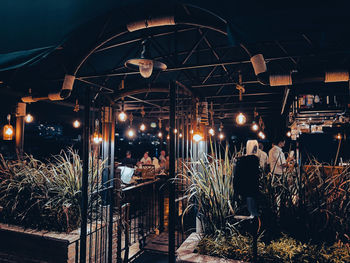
159;150;167;162
121;151;136;167
152;157;160;170
139;151;152;167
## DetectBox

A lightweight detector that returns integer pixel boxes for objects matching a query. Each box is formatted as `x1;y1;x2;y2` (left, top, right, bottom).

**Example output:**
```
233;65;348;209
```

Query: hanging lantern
219;133;225;140
127;128;135;138
3;114;14;140
140;123;146;131
125;39;167;78
258;131;266;139
93;131;102;144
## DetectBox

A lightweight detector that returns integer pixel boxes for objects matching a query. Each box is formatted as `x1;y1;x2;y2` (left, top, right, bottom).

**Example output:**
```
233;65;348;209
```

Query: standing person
140;151;152;165
268;138;287;176
257;142;268;171
159;150;167;162
234;140;261;217
121;150;136;167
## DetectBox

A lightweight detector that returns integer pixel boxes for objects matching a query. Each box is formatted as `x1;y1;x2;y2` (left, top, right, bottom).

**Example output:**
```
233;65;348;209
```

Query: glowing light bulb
258;131;266;139
209;128;215;136
93;132;101;144
190;129;194;134
336;133;342;140
5;126;13;136
193;133;203;142
25;114;33;123
236;112;246;125
251;123;259;131
127;129;135;138
118;112;127;122
73;120;81;128
219;133;224;140
167;135;170;140
179;133;183;138
158;132;163;138
139;60;153;78
174;128;178;134
286;131;291;137
140;123;146;131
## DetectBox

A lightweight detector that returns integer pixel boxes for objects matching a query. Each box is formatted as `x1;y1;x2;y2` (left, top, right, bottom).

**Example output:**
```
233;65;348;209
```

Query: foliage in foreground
197;234;350;263
0;149;105;232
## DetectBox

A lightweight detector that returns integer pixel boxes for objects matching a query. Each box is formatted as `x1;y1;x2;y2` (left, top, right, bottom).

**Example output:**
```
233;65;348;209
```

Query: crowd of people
120;150;169;171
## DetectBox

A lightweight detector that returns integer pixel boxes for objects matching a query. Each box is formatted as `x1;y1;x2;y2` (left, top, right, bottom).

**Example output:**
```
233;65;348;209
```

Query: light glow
236;112;246;125
93;132;102;144
219;133;224;140
179;133;183;138
251;123;259;131
286;131;291;137
258;131;266;139
208;128;215;136
118;112;127;122
336;133;342;140
140;123;146;131
158;132;162;138
25;114;33;123
127;129;135;138
73;120;81;128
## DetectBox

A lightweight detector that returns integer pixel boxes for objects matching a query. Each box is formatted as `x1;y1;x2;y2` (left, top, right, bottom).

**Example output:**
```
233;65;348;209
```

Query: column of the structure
15;102;26;157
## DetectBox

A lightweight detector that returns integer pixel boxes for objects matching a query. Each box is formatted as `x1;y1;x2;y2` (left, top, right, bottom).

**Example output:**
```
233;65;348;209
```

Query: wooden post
15;103;26;157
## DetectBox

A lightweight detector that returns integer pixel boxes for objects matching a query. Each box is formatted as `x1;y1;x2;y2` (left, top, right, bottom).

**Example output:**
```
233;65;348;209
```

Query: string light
179;133;183;138
336;133;342;140
208;128;215;136
190;129;194;134
258;131;266;139
236;112;246;125
174;128;178;134
140;123;146;131
158;132;163;138
286;131;291;137
193;133;203;142
73;120;81;128
118;111;127;122
219;133;224;140
251;122;259;131
127;129;135;138
167;134;170;140
25;113;33;123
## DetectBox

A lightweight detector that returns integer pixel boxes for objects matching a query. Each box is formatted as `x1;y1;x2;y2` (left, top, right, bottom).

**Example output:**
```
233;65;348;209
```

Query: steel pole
168;82;176;263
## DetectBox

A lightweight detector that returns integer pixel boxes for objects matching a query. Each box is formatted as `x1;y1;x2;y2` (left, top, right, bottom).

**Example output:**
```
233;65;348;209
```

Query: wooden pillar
15;103;26;157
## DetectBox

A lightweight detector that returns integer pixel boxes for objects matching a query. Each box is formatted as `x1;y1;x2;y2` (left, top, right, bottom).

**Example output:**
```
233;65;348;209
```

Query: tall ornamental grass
0;148;105;232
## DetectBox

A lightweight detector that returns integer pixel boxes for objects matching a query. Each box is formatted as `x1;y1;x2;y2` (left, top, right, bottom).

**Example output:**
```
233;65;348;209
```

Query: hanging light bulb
258;131;266;139
140;123;146;131
219;133;224;140
190;129;194;134
118;111;127;122
336;133;342;140
286;131;291;137
25;113;33;123
139;60;153;78
3;114;14;141
179;133;183;138
158;131;163;138
167;134;170;140
125;39;166;79
127;128;135;138
236;112;246;125
208;128;215;136
174;128;178;134
73;120;81;128
251;122;259;131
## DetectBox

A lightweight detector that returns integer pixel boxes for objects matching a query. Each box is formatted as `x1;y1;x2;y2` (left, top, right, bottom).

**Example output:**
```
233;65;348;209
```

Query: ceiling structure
1;0;349;137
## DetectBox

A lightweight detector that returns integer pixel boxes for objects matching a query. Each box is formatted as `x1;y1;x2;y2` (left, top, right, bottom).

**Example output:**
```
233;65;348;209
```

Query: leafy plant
0;148;106;232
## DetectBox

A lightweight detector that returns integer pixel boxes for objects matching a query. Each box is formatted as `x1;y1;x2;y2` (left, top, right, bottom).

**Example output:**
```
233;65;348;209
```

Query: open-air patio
0;1;349;262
